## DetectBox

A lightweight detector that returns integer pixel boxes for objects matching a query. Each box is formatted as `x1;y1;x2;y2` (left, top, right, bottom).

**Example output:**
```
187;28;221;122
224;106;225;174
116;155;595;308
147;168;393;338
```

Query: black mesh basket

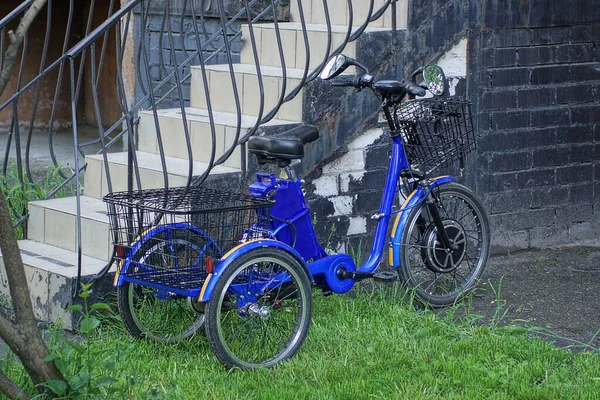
395;97;475;170
103;186;273;295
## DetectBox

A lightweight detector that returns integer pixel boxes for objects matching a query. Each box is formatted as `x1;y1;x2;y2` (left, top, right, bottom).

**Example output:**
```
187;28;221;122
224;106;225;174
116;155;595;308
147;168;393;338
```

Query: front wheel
399;183;490;307
205;247;313;369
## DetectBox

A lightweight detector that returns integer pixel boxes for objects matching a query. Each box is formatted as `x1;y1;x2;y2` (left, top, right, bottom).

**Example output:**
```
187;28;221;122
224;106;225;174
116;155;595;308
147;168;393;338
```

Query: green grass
0;164;73;239
2;287;600;399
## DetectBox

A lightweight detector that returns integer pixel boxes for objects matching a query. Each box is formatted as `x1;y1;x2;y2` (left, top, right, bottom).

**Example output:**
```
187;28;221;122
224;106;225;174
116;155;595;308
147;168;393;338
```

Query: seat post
284;159;301;181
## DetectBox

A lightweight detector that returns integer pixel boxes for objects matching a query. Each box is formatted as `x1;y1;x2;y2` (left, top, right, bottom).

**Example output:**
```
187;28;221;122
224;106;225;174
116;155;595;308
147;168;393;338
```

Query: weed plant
0;164;73;238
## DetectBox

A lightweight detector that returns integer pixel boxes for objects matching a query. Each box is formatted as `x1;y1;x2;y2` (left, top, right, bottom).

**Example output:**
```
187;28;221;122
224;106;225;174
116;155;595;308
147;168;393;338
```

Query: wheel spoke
206;250;311;369
423;273;443;293
118;230;210;343
400;185;490;306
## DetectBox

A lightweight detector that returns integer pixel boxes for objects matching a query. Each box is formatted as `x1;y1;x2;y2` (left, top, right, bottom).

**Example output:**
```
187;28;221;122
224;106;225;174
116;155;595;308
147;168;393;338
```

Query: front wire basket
394;97;475;171
103;186;273;297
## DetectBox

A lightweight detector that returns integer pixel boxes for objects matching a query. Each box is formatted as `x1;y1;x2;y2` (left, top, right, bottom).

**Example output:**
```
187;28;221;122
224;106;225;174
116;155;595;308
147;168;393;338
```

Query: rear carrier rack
103;186;273;297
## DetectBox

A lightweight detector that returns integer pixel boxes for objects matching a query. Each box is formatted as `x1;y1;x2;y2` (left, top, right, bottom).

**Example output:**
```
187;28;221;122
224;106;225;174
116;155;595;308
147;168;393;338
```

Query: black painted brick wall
471;22;600;248
469;1;600;251
340;0;600;252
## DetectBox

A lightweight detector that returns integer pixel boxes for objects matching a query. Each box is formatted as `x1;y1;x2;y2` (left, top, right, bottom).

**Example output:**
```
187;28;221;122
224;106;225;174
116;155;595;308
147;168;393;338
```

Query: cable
270;214;297;248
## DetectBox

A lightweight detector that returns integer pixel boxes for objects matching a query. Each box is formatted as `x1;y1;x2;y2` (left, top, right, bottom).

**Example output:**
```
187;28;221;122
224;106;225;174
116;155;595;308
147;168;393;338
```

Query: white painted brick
347;216;367;235
340;172;365;193
331;196;353;216
322;150;365;175
437;38;468;78
313;175;339;197
447;77;462;97
348;128;384;150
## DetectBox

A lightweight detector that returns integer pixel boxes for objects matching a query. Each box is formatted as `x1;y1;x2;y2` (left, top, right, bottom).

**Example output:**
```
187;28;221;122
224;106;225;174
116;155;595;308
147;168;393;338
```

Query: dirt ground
465;246;600;350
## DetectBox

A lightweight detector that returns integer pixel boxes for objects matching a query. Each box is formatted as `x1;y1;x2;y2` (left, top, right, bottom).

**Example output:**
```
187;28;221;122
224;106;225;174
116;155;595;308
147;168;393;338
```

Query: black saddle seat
248;125;319;166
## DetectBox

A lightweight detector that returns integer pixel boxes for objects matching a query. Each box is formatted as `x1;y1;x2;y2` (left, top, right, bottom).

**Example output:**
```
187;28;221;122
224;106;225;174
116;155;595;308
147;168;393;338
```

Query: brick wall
307;128;389;255
471;2;600;251
305;0;600;254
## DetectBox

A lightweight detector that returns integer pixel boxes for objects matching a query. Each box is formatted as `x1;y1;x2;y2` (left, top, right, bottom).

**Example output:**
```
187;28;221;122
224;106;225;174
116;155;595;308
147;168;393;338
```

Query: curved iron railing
0;0;401;285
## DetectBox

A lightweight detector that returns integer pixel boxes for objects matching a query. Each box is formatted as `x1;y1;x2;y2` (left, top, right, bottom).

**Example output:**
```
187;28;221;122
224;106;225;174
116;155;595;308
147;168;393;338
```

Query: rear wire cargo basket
103;186;273;297
394;97;475;171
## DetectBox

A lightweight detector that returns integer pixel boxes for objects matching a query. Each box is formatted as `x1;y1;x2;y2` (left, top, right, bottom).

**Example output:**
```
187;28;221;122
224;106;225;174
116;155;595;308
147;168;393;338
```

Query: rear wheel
205;247;312;369
399;183;490;307
117;228;217;343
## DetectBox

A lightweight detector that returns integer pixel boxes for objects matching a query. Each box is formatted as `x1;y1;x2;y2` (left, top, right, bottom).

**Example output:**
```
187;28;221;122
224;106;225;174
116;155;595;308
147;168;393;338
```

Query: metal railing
0;0;400;285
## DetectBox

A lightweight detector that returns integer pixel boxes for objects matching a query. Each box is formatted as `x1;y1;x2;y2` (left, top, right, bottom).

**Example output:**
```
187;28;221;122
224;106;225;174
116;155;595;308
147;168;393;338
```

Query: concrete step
138;107;298;166
28;196;112;262
290;0;408;29
190;64;306;122
0;240;112;330
239;23;385;70
83;151;241;199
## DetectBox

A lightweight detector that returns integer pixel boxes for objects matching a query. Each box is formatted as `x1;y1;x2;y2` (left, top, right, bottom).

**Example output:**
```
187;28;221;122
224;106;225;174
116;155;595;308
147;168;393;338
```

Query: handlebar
411;66;424;83
330;69;427;98
331;76;362;88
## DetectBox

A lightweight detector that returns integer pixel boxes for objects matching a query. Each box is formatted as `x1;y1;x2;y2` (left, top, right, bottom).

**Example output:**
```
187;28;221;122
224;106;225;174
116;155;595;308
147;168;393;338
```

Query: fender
114;223;218;287
388;176;453;268
198;239;309;303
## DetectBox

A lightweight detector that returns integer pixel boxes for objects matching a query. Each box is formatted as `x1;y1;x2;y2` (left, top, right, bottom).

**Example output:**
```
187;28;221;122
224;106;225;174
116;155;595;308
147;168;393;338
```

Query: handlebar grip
331;76;360;87
405;83;426;97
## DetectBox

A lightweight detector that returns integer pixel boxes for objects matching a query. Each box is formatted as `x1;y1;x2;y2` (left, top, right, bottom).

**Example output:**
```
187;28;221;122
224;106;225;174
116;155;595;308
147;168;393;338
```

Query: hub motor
422;220;467;273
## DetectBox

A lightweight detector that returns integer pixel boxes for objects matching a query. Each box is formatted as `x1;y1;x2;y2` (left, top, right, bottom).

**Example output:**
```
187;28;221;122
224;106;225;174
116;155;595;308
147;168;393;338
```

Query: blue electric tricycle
104;54;490;370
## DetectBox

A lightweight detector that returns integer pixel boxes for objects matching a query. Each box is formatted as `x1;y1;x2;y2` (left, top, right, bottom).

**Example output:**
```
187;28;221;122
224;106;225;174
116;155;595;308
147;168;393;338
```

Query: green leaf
96;376;119;387
79;316;101;334
45;380;67;396
67;304;83;312
79;290;91;299
69;372;91;391
44;354;59;362
55;358;68;373
66;340;85;354
91;302;112;312
80;281;94;291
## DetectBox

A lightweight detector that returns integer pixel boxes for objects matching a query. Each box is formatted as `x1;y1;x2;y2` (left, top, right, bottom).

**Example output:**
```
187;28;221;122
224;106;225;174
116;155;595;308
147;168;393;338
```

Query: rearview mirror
422;65;446;96
320;55;368;80
320;55;350;80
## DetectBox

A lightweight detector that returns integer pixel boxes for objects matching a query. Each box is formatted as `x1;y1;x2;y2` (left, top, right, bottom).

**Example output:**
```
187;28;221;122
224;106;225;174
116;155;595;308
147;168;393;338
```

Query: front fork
421;181;457;251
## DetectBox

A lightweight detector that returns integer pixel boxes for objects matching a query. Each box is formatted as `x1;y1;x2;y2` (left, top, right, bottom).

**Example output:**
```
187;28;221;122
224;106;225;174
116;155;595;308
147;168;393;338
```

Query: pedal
372;271;398;283
337;270;373;281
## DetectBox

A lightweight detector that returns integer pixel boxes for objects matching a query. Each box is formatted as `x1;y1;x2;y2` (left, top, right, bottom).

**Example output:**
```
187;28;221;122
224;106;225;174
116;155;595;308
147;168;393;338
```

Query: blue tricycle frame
112;139;452;303
198;141;453;302
108;55;490;369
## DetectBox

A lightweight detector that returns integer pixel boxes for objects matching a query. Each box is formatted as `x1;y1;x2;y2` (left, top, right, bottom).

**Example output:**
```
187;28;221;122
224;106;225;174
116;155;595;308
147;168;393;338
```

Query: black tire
399;183;490;307
205;247;312;369
117;228;215;343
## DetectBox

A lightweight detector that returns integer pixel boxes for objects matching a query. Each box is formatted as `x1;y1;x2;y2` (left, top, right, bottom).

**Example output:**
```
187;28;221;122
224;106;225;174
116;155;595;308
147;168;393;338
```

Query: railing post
241;142;247;186
392;0;397;33
69;58;83;297
391;0;399;69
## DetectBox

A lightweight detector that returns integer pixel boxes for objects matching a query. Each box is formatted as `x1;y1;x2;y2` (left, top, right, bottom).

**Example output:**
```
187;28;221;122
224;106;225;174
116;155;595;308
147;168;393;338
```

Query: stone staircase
0;0;407;329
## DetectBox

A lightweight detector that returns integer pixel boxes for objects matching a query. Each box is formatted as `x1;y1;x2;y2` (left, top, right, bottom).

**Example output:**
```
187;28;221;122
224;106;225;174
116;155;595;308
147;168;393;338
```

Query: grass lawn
2;286;600;399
